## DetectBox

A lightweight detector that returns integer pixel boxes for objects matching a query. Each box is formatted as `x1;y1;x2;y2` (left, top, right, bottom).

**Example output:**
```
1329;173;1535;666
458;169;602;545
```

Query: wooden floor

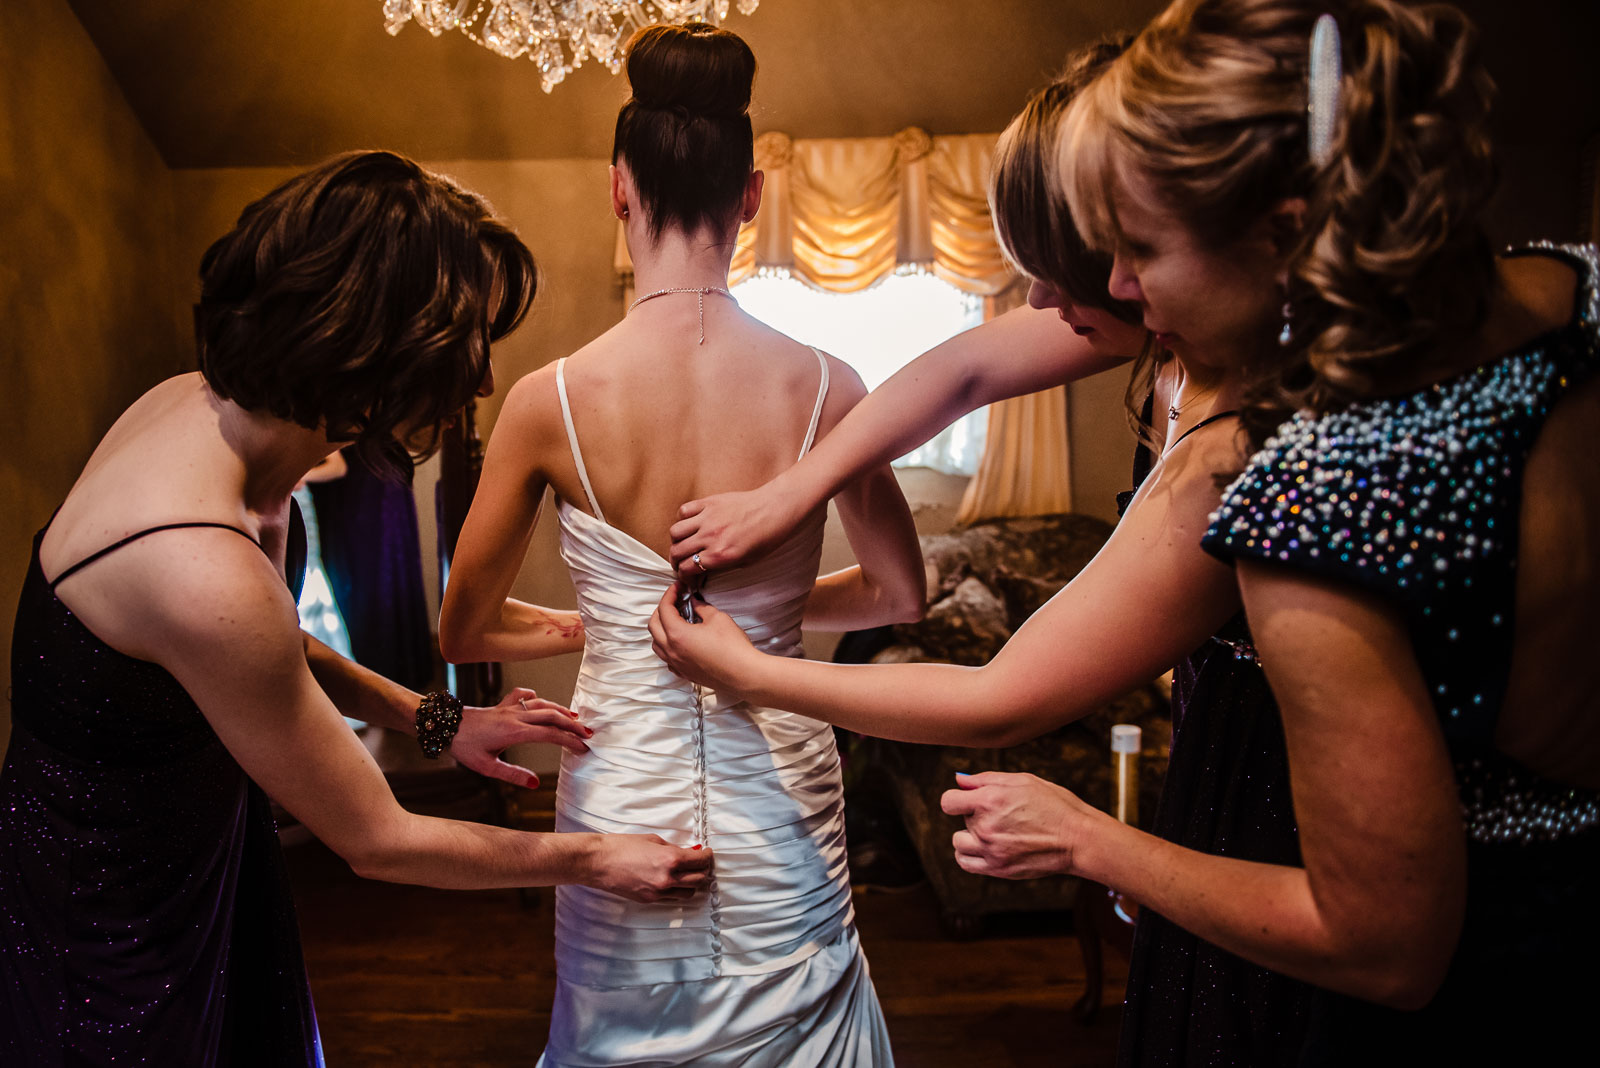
285;840;1128;1067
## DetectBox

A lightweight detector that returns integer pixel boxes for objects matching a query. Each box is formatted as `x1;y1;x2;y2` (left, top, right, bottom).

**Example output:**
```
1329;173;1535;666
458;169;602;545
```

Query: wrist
1072;804;1133;887
395;688;424;736
564;833;606;888
773;464;826;521
415;691;464;757
727;645;775;704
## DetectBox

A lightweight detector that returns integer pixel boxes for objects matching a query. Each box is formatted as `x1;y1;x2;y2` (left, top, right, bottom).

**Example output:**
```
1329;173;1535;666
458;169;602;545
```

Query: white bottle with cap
1111;724;1142;826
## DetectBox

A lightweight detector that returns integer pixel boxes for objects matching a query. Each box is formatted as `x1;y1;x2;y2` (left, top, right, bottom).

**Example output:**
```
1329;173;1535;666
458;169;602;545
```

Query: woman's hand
940;771;1109;881
648;584;761;693
451;686;593;790
584;834;715;903
668;483;805;579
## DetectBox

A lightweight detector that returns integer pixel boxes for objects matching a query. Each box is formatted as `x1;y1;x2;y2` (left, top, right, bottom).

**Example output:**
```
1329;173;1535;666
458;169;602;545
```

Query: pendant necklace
628;286;737;344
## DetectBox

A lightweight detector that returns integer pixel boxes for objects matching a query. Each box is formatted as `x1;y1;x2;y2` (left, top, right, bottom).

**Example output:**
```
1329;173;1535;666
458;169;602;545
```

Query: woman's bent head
991;37;1156;437
1061;0;1497;442
195;150;536;476
612;22;757;244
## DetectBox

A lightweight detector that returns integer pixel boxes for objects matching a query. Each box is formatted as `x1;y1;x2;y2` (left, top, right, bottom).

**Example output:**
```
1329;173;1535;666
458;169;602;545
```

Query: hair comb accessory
1307;14;1342;167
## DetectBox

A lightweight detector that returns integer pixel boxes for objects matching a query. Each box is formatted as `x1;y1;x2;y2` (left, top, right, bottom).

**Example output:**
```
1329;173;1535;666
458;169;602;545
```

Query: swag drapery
614;126;1074;521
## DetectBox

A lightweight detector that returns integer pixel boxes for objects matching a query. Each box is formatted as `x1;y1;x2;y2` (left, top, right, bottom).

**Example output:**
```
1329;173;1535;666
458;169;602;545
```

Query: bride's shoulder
493;363;571;443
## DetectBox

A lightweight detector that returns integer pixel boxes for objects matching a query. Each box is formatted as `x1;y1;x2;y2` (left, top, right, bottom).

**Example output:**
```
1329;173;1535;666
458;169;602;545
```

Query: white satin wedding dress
536;352;894;1067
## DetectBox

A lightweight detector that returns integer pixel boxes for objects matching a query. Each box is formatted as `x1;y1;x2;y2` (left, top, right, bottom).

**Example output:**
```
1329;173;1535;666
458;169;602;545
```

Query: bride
438;22;924;1066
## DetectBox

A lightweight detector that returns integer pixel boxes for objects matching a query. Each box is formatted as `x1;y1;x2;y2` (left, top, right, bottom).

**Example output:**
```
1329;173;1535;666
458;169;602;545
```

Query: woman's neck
625;220;738;295
208;386;341;515
1163;359;1244;451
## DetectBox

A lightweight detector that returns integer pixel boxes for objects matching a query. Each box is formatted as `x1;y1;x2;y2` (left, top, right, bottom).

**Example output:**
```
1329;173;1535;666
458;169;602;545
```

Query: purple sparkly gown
0;511;322;1066
1116;407;1314;1066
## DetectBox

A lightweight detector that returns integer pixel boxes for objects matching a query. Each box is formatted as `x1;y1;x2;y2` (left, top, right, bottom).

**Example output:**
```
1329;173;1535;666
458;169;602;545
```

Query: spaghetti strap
797;347;831;460
1167;409;1240;453
49;522;261;590
555;358;607;523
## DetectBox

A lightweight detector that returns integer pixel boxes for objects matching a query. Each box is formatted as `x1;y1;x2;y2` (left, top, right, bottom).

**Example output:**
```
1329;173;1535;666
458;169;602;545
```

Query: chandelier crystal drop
383;1;762;94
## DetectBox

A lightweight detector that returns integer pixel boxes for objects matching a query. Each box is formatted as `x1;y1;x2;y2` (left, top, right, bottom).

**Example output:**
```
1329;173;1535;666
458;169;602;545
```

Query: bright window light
733;270;987;475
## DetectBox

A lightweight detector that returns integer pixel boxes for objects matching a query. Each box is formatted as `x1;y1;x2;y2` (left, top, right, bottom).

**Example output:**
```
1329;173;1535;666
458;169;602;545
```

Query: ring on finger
519;698;530;710
692;553;708;574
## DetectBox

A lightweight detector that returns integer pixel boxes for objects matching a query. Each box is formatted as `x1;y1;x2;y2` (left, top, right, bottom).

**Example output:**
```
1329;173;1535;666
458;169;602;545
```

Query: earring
1277;300;1294;347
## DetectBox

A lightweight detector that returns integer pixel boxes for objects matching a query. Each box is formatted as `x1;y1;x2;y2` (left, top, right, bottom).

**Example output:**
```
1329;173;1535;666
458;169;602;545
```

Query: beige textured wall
0;0;179;760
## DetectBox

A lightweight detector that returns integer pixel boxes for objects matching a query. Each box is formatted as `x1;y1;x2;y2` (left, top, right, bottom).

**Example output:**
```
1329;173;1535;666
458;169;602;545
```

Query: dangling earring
1277;300;1294;347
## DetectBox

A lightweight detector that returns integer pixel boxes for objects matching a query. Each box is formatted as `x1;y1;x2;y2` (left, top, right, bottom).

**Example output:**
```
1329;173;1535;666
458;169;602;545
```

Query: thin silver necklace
1166;369;1213;423
628;286;737;345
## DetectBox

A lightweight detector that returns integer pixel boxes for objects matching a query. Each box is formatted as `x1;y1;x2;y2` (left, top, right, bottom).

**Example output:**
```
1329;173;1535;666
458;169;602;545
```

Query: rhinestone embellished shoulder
1202;242;1600;844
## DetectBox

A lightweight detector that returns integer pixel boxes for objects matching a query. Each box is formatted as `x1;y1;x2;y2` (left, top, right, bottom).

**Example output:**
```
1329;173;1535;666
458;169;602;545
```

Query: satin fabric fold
538;499;893;1065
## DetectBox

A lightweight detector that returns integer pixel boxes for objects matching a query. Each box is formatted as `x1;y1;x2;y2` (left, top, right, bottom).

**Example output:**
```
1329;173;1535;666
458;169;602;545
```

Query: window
733;270;987;475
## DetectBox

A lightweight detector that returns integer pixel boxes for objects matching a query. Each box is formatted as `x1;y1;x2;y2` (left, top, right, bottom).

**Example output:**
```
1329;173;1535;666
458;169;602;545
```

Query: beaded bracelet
415;691;464;759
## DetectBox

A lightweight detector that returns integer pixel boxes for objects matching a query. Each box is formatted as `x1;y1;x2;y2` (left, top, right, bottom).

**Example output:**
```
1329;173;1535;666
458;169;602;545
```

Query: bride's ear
741;170;765;224
610;164;632;221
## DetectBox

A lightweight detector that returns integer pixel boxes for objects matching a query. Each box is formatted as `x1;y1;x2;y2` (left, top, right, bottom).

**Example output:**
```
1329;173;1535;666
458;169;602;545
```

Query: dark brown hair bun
626;22;754;118
613;23;757;240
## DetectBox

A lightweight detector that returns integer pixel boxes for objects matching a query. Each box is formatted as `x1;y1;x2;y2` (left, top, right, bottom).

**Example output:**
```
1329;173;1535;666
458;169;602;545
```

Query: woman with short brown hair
0;149;710;1066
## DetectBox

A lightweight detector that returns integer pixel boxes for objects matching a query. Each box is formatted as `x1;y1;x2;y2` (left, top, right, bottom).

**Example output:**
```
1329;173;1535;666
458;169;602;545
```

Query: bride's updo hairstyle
1060;0;1497;446
990;36;1163;445
614;22;757;242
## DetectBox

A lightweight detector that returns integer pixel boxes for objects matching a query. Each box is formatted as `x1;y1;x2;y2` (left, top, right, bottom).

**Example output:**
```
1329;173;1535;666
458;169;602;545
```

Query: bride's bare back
533;296;853;559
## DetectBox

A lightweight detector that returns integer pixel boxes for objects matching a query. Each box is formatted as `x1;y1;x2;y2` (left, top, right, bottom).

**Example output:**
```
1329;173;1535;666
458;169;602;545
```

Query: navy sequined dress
1116;408;1313;1067
1;512;323;1066
1202;243;1600;1063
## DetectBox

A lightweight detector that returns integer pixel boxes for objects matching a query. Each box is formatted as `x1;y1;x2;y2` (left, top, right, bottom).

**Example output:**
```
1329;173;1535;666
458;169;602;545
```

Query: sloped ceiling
66;0;1168;168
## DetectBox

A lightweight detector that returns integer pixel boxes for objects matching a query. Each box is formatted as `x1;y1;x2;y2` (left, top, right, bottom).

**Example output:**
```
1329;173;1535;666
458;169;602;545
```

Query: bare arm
302;633;591;790
654;423;1237;747
148;536;707;900
669;306;1125;576
943;565;1467;1008
801;359;926;632
438;371;585;665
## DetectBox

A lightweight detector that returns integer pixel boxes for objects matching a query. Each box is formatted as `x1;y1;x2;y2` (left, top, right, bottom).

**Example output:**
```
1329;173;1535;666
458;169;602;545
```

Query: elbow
954;689;1045;749
1355;957;1449;1012
977;719;1046;749
976;689;1094;748
436;609;486;665
437;629;476;666
1325;910;1459;1010
344;847;388;883
340;828;413;885
889;588;926;626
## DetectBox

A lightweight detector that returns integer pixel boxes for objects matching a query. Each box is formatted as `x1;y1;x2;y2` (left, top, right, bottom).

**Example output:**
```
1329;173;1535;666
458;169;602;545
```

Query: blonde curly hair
1059;0;1498;447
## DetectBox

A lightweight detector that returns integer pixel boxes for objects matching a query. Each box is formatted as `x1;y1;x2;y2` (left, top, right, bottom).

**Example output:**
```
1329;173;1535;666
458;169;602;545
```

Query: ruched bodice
554;500;850;986
537;353;892;1067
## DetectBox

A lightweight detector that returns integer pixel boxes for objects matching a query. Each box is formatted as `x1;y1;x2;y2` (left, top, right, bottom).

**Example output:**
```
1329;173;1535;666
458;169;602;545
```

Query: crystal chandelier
383;2;762;94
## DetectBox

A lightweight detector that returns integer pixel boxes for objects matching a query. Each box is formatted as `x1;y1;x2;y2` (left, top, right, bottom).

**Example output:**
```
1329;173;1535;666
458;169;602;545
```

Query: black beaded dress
0;510;323;1066
1202;243;1600;1064
1115;407;1314;1067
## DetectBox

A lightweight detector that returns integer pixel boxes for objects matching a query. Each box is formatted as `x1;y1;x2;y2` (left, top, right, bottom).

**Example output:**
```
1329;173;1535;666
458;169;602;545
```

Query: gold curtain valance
614;126;1011;296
